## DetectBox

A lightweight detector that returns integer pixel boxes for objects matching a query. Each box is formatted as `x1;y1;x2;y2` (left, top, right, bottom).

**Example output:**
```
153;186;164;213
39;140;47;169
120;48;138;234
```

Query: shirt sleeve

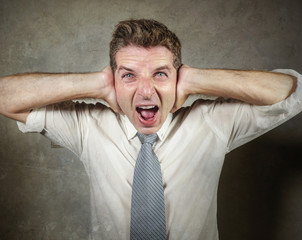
200;69;302;153
17;101;109;157
17;107;46;133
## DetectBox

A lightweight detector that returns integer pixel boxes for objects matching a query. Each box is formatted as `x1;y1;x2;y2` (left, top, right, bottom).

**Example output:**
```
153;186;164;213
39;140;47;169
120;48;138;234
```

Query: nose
138;77;155;99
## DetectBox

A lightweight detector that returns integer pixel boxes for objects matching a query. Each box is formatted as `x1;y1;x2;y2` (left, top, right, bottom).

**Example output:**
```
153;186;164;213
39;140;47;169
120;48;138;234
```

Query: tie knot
137;133;158;145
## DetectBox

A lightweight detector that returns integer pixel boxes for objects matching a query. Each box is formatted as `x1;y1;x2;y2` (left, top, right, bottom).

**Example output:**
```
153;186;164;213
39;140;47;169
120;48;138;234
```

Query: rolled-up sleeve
229;69;302;151
201;69;302;153
17;107;46;133
16;102;107;157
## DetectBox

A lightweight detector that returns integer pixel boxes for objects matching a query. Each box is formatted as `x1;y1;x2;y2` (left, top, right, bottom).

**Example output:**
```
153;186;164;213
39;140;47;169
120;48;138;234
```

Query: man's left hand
171;64;192;113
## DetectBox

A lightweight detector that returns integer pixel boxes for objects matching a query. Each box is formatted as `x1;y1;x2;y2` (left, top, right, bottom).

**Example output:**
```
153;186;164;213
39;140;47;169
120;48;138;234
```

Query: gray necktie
130;133;166;240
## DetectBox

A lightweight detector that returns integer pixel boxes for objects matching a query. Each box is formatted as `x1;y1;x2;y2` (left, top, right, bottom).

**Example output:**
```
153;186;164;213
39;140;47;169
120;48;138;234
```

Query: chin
136;125;160;135
133;114;163;135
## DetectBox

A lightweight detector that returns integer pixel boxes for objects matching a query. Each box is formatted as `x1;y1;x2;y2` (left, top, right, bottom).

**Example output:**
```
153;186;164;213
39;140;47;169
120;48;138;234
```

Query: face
114;45;177;135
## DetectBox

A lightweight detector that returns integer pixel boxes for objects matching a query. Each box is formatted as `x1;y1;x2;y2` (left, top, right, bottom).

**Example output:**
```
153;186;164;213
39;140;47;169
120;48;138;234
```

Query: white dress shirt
18;69;302;240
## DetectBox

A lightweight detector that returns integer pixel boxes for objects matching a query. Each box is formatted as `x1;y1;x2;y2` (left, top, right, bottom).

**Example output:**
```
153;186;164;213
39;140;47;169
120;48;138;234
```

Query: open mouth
136;105;159;121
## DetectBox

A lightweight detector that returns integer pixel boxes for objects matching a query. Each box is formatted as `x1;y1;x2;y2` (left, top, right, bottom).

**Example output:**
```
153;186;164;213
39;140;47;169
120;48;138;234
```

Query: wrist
90;72;107;99
94;66;115;103
178;65;194;96
69;72;104;99
180;67;206;96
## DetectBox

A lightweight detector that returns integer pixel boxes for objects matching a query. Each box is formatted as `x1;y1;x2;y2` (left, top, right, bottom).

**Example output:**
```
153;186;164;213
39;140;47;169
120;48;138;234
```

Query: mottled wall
0;0;301;239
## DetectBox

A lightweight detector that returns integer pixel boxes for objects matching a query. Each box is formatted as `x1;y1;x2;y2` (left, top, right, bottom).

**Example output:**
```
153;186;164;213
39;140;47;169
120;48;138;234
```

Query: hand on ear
100;66;123;114
171;64;191;113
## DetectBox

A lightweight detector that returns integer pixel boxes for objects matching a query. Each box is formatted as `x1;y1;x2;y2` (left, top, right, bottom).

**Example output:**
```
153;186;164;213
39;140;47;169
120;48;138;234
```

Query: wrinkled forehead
115;45;175;71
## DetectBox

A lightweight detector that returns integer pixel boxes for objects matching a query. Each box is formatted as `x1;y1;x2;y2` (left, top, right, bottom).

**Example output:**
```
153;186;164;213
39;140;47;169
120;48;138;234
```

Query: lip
135;104;159;127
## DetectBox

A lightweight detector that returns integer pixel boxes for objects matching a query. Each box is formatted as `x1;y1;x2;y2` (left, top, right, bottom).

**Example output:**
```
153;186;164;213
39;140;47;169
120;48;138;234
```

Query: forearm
184;68;297;105
0;71;104;119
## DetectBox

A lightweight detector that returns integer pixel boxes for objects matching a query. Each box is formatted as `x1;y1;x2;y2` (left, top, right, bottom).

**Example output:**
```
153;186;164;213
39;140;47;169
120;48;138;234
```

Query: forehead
115;45;174;70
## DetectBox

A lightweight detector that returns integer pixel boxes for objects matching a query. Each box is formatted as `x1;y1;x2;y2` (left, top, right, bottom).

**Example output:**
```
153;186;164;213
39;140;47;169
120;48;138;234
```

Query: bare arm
173;65;297;112
0;66;120;123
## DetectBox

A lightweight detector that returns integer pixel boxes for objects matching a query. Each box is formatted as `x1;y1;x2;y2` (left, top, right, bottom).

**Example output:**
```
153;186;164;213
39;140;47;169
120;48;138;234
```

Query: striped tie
130;133;166;240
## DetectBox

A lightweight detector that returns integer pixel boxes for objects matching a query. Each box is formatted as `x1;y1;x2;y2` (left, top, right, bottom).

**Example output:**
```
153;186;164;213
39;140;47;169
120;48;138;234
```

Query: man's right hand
99;66;122;114
0;66;124;123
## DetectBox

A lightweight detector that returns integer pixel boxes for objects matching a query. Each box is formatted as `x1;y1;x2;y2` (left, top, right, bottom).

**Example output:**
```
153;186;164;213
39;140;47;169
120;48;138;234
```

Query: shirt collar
120;114;173;142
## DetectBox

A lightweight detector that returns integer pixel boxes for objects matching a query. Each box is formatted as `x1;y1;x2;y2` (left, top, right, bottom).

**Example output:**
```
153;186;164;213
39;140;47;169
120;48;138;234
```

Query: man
0;19;301;239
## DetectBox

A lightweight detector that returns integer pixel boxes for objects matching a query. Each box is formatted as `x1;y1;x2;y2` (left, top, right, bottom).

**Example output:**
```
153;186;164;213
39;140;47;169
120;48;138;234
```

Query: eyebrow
117;65;172;73
117;66;134;73
154;65;172;73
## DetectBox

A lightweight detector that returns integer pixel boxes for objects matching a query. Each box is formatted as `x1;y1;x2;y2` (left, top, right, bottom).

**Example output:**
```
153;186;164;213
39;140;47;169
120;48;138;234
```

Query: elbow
0;102;30;123
286;76;298;99
274;75;297;104
263;75;297;105
0;99;20;115
0;102;11;116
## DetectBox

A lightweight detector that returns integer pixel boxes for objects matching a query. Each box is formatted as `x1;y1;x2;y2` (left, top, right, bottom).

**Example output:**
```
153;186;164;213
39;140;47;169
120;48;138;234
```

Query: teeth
139;106;155;109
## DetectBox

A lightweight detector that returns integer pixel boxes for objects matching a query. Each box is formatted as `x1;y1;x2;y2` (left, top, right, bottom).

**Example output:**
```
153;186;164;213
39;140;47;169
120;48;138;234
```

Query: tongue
140;109;156;120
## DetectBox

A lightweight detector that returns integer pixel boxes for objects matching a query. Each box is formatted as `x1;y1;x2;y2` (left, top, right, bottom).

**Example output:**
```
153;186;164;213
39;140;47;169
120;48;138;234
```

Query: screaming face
114;45;177;135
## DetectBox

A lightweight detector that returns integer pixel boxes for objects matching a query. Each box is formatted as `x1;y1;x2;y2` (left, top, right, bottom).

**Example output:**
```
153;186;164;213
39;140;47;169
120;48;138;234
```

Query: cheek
115;84;135;110
115;86;124;102
116;89;128;108
159;82;177;103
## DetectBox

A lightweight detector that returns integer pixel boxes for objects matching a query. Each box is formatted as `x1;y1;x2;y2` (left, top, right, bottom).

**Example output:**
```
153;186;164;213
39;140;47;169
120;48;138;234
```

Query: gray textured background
0;0;301;239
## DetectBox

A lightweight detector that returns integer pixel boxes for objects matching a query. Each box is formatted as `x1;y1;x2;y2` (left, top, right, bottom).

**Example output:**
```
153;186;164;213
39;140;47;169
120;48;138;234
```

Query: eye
123;73;134;78
155;72;167;77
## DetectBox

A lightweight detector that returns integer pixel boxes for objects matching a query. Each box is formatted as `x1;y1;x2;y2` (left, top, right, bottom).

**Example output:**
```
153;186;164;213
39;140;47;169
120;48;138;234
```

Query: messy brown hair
110;19;182;72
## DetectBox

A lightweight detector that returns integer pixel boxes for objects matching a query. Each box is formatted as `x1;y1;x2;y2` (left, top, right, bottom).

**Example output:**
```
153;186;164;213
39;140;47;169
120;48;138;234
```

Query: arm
172;65;297;112
0;66;120;123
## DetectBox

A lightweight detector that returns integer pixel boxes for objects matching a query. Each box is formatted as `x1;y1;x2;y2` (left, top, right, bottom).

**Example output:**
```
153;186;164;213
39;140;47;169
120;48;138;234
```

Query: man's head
110;19;182;73
110;19;182;134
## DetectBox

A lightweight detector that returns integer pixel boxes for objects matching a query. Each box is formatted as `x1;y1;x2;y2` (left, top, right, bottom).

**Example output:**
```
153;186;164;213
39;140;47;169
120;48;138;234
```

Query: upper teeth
140;106;155;109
